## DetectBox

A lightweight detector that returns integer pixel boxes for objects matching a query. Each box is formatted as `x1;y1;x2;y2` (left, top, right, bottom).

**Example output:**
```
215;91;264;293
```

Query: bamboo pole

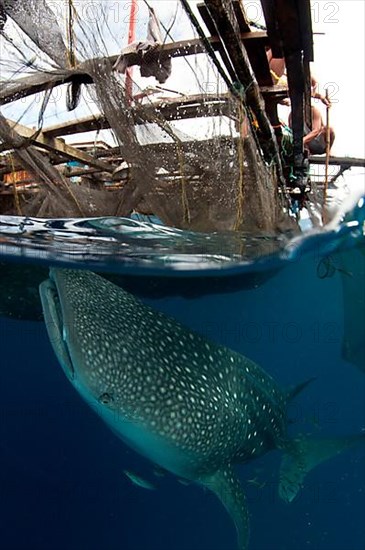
126;0;138;102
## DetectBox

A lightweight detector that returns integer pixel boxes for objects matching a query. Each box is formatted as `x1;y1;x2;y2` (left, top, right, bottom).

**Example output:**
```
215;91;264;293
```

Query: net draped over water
0;0;292;233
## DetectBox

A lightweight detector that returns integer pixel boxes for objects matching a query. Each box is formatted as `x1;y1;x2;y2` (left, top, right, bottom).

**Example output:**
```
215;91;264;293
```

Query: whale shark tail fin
279;434;365;503
200;465;249;550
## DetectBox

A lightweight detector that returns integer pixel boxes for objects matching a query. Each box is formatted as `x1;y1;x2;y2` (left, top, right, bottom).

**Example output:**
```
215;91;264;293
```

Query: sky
0;1;364;163
308;0;365;159
302;1;365;197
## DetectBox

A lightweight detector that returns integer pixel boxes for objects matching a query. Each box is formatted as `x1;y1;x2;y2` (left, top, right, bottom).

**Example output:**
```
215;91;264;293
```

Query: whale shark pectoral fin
279;434;365;503
199;465;249;550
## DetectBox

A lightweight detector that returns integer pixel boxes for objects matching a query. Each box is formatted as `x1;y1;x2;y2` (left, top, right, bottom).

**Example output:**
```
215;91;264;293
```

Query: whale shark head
39;268;133;410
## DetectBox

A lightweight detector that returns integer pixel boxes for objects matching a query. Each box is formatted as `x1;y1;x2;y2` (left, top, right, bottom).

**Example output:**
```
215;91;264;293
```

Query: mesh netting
0;0;292;232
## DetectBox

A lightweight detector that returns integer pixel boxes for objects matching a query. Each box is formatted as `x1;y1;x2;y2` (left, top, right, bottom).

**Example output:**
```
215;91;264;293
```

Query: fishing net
0;0;69;67
0;0;293;232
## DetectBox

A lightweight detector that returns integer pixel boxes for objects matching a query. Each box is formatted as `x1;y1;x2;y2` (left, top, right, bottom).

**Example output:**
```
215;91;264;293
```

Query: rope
270;69;281;83
176;141;191;224
323;89;331;224
281;125;293;158
234;103;246;230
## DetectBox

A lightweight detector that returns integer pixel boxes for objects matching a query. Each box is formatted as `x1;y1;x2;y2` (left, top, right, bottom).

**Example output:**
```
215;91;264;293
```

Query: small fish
153;467;166;478
177;478;191;486
123;470;156;491
247;477;266;490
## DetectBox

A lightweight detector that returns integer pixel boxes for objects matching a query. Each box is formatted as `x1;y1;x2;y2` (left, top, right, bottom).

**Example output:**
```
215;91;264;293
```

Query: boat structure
0;0;364;232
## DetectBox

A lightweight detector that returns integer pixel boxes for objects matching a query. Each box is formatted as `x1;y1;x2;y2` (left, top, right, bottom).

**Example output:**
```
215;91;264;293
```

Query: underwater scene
0;193;365;550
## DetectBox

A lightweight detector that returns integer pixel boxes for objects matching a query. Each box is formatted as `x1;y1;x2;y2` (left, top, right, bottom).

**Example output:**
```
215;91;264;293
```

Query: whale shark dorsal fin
199;465;249;550
279;434;365;503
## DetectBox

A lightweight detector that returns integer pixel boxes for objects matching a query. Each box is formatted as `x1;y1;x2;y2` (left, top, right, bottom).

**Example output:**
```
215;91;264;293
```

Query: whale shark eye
99;392;114;405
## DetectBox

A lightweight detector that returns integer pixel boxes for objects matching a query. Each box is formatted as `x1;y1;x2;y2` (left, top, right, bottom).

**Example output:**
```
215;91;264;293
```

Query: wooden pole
323;88;331;223
66;0;76;68
126;0;138;103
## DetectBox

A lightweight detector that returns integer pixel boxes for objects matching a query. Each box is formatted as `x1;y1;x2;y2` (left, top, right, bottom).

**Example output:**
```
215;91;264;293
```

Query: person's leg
269;58;286;80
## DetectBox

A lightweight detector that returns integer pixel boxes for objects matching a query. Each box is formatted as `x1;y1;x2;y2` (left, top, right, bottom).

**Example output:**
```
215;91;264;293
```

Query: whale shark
39;268;364;550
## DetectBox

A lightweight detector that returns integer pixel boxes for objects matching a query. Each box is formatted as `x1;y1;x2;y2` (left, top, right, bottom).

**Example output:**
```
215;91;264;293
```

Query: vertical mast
126;0;138;102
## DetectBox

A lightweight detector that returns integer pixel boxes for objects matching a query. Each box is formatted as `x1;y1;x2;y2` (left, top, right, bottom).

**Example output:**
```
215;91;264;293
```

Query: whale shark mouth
39;272;75;380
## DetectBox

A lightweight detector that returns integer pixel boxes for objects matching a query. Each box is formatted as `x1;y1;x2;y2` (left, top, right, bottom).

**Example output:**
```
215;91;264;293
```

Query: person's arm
311;74;319;94
312;91;331;107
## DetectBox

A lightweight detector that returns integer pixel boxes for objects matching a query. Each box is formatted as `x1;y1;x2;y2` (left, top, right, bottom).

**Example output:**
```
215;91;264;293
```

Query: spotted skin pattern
39;269;360;550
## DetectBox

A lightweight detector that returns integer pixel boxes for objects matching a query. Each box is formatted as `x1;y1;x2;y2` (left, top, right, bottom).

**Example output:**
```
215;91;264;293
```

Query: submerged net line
0;0;292;233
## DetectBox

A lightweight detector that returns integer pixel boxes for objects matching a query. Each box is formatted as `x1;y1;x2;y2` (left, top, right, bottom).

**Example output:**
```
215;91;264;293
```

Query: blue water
0;194;364;550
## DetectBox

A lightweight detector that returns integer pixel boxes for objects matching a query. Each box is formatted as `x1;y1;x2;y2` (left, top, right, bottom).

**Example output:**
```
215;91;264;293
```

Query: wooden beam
0;33;269;106
0;70;93;106
232;0;251;32
0;161;105;178
108;31;269;61
42;94;233;138
232;0;272;86
261;85;288;99
266;0;314;182
244;42;273;86
140;136;235;154
198;0;252;33
261;0;284;58
43;114;107;139
0;119;113;171
42;90;286;140
310;156;365;168
62;166;106;177
198;2;272;85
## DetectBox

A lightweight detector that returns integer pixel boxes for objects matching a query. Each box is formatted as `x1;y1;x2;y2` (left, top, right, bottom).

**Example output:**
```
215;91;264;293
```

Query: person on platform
266;49;335;154
290;105;335;155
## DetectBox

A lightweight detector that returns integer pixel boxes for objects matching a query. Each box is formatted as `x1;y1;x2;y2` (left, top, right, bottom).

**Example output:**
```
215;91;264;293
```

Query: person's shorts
308;132;326;155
